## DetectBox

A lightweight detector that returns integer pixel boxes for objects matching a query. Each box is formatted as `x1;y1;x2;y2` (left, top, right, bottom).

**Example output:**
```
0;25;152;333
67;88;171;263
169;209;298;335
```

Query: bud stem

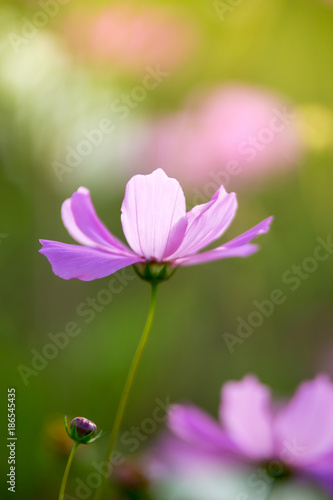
94;282;158;500
59;441;79;500
266;483;277;500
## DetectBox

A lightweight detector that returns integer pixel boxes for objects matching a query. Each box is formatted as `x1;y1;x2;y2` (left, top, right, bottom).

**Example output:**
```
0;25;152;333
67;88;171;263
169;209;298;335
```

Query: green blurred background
1;0;333;498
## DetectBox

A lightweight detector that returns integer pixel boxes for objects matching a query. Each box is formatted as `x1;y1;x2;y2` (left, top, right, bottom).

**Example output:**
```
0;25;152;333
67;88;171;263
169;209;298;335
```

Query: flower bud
64;415;103;444
71;417;96;438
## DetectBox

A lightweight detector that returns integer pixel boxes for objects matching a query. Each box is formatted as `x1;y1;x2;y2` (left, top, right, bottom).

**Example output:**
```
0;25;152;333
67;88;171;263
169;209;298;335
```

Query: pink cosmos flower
138;85;302;187
168;375;333;495
63;5;196;75
39;169;272;281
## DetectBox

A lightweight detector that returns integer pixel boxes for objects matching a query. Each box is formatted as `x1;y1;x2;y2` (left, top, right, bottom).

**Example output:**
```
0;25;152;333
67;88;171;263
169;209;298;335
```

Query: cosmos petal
168;405;238;454
175;243;258;266
39;240;143;281
170;186;237;259
274;375;333;464
176;217;272;266
121;169;187;260
220;376;275;460
62;187;132;254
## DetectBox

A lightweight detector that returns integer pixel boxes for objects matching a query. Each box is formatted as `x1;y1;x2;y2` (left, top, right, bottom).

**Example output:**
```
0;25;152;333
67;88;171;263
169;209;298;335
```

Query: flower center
262;459;292;481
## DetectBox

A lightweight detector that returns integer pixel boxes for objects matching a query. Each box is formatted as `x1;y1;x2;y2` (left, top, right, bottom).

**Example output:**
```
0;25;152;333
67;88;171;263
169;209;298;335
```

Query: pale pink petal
62;187;132;254
39;240;143;281
176;217;272;266
220;375;275;460
169;186;237;259
274;375;333;465
175;244;258;266
168;405;238;454
121;169;187;261
223;217;273;248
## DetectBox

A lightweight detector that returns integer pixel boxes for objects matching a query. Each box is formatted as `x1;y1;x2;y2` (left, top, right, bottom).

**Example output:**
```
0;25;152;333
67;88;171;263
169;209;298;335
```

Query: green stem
59;441;79;500
94;282;158;500
266;482;276;500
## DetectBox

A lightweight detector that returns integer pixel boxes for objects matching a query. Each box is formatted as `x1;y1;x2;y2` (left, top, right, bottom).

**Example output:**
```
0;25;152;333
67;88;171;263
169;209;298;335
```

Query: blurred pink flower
39;169;272;281
166;375;333;495
63;5;196;74
138;85;303;187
